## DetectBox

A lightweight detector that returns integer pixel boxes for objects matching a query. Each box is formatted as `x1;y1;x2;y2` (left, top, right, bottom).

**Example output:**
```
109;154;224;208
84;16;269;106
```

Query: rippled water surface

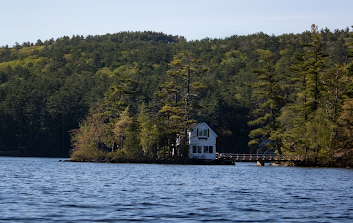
1;157;353;222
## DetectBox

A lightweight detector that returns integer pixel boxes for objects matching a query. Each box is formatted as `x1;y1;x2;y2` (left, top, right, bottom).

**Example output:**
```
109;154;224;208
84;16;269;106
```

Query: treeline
0;26;352;165
70;51;210;161
248;25;353;166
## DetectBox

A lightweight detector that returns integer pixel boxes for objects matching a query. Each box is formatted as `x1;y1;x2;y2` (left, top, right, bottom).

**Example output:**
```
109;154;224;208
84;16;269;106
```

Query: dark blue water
0;157;353;222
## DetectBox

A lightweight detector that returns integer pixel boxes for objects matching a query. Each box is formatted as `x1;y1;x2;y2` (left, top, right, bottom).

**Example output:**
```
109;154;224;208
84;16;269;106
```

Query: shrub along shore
1;26;353;167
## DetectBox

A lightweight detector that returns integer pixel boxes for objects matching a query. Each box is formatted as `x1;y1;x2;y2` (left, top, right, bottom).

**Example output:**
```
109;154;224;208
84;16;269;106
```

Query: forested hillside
0;25;352;165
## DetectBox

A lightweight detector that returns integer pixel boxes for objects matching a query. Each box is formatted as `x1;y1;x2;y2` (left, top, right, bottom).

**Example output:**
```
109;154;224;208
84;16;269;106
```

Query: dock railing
216;153;305;162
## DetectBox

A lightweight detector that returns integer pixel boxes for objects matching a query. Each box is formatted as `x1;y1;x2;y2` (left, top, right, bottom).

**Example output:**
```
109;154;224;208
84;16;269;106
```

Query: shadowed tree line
0;27;352;166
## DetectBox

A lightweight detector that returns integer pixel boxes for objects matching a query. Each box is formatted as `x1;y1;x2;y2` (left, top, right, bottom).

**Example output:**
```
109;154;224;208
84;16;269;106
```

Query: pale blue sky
1;0;352;46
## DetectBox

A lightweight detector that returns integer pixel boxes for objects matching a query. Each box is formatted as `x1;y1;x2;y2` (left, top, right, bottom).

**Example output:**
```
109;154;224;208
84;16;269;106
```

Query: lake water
0;157;353;222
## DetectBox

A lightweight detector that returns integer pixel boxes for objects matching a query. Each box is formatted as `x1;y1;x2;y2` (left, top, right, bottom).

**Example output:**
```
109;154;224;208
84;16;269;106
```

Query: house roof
189;122;201;129
258;138;272;147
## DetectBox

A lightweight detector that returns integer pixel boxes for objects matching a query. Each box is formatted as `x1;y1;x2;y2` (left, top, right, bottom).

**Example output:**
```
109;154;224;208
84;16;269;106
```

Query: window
192;146;196;153
197;146;202;153
198;129;209;137
204;146;209;153
209;146;213;153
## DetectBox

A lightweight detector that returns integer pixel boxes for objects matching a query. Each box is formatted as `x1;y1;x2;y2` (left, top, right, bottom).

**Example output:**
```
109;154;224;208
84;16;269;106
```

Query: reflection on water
0;157;353;222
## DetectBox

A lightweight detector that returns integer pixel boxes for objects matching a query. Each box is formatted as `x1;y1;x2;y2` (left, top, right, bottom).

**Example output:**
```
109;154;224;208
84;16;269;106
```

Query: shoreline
65;157;235;165
64;158;352;168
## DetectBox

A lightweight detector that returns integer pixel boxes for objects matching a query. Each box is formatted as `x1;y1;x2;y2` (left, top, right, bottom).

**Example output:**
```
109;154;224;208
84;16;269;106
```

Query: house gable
190;122;217;138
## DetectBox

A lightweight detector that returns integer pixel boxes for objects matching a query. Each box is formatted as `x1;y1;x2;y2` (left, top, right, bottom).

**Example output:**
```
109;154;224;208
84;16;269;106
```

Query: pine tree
248;49;285;154
336;96;353;156
279;25;331;165
137;103;160;158
113;106;132;151
301;24;329;111
156;51;207;157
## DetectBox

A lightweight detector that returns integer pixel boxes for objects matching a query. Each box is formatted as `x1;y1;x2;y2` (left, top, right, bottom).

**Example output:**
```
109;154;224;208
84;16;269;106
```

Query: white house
188;122;218;160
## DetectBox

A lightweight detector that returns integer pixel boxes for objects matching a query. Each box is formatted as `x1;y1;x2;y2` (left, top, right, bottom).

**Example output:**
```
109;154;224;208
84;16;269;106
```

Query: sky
1;0;352;47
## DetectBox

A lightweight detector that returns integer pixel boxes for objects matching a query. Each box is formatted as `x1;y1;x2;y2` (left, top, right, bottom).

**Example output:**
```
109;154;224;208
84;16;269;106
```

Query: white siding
188;123;217;160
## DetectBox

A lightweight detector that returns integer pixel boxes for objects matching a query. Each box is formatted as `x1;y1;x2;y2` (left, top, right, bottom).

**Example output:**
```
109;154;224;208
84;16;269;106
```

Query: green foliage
70;142;106;161
0;28;352;164
272;25;353;166
137;104;158;158
112;107;133;149
248;49;285;154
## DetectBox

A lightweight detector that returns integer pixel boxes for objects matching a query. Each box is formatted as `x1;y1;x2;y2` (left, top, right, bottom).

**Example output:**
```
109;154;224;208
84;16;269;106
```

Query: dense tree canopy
0;27;352;166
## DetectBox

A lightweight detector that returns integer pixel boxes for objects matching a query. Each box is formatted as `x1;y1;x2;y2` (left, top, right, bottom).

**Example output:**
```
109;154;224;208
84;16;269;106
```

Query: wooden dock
216;153;306;165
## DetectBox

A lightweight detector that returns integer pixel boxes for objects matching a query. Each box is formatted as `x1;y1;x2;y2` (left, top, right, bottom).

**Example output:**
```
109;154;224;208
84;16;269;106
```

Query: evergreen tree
248;49;285;154
279;25;332;165
113;107;132;151
156;51;207;157
137;104;159;158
